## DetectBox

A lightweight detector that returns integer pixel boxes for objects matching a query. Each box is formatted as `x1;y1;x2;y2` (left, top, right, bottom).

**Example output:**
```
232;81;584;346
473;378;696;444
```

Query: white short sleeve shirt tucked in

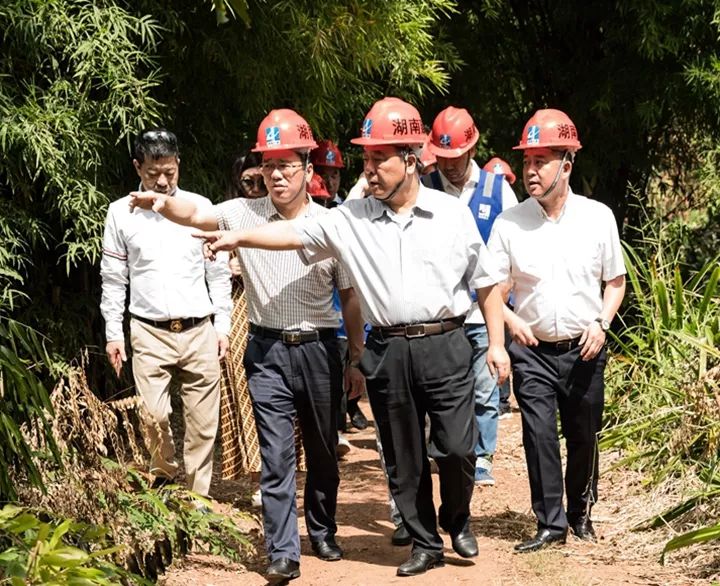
100;189;232;342
293;184;502;327
215;196;351;330
487;191;626;342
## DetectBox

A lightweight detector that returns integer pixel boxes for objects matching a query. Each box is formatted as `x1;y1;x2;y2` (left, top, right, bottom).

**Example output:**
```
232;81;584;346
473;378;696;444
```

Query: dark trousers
361;327;476;555
509;341;606;535
244;334;343;562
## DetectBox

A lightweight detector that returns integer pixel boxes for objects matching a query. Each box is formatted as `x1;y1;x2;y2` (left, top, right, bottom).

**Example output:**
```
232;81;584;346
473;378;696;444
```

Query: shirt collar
438;160;480;197
529;188;576;222
368;181;436;221
266;195;318;220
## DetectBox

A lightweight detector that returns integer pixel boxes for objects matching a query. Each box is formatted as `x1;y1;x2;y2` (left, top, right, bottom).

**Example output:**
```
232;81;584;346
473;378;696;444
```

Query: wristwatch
346;358;361;369
594;317;611;332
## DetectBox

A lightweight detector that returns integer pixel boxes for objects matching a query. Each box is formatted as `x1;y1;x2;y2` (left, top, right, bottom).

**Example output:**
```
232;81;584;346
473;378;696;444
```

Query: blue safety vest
423;170;504;244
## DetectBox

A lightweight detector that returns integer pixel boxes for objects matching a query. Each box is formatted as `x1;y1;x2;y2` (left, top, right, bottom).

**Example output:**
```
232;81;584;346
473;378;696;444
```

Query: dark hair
227;151;265;199
134;128;179;163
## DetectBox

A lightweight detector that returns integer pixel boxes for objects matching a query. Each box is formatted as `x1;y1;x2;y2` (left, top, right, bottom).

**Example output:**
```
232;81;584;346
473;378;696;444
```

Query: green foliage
0;319;59;502
423;0;720;222
116;469;252;567
0;504;147;585
140;0;460;197
602;211;720;477
602;202;720;560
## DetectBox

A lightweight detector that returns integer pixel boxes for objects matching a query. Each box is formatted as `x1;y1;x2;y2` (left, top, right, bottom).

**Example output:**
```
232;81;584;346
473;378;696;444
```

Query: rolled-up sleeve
100;207;129;342
205;250;232;336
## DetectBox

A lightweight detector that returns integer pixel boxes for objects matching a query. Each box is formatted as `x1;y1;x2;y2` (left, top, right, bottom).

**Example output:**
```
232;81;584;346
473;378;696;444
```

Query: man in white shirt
100;128;232;498
422;107;518;486
487;109;626;552
190;97;511;578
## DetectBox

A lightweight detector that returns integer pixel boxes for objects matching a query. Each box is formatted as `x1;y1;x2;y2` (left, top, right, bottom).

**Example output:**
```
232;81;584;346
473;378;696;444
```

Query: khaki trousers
131;317;221;496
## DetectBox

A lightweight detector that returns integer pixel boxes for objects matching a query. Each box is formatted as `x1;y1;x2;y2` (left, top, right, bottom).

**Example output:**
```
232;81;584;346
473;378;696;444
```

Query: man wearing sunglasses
100;128;232;500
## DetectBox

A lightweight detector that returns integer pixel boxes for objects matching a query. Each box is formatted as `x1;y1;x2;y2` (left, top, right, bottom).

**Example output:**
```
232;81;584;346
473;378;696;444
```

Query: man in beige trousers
100;128;232;497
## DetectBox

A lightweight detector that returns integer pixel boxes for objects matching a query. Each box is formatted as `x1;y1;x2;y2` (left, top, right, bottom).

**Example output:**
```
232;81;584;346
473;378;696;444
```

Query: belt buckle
556;340;572;352
405;324;426;338
170;319;183;333
282;331;302;345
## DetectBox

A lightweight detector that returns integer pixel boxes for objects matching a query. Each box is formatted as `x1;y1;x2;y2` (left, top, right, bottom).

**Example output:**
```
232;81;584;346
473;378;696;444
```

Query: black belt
249;323;336;345
131;314;209;333
371;316;465;339
536;337;582;352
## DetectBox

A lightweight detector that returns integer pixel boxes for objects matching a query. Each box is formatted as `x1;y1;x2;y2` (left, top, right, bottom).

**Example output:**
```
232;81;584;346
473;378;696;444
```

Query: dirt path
162;401;692;585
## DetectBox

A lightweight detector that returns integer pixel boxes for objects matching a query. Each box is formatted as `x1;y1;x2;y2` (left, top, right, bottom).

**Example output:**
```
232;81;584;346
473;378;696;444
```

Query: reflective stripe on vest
468;170;504;244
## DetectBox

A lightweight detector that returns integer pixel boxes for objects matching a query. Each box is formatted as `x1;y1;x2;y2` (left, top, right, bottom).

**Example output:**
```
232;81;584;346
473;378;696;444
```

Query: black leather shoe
391;523;412;546
514;528;567;553
350;408;369;430
396;551;444;577
266;558;300;581
151;475;175;489
311;538;343;561
451;525;479;558
569;516;597;542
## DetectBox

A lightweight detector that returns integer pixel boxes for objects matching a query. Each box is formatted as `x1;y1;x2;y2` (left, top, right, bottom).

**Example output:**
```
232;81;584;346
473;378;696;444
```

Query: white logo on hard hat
493;163;503;174
266;126;281;147
527;125;540;145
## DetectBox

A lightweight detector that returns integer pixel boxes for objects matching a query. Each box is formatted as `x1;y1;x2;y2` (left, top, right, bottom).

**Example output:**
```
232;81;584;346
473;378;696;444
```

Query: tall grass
603;204;720;558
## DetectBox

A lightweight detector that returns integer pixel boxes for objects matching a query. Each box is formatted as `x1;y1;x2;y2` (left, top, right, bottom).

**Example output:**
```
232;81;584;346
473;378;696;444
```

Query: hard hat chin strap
537;150;570;200
376;150;412;202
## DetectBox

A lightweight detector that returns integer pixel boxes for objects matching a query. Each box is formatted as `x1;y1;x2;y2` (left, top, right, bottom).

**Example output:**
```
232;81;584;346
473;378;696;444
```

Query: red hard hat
483;157;516;185
252;109;318;153
311;140;344;168
351;97;426;146
513;109;582;151
307;173;331;199
428;106;479;158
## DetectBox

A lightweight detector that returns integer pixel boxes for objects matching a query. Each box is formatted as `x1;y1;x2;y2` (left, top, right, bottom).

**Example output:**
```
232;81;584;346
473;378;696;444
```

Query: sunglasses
240;177;266;189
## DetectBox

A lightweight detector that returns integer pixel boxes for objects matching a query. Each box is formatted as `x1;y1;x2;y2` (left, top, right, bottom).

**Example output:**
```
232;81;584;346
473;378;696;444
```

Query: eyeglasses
260;162;306;177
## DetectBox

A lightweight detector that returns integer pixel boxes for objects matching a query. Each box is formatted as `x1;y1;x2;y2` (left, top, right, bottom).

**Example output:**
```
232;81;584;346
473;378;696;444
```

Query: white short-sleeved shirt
216;196;351;330
487;190;626;341
293;184;502;327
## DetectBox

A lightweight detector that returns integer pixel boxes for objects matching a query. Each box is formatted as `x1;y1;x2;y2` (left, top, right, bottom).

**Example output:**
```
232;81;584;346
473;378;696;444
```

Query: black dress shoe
569;516;597;542
151;475;176;489
266;558;300;581
391;523;412;546
514;528;567;553
396;551;444;577
350;408;369;430
311;538;343;561
451;526;479;558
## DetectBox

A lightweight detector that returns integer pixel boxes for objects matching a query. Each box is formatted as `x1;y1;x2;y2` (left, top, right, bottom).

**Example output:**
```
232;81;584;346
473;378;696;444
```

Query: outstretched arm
195;220;304;258
129;191;219;230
